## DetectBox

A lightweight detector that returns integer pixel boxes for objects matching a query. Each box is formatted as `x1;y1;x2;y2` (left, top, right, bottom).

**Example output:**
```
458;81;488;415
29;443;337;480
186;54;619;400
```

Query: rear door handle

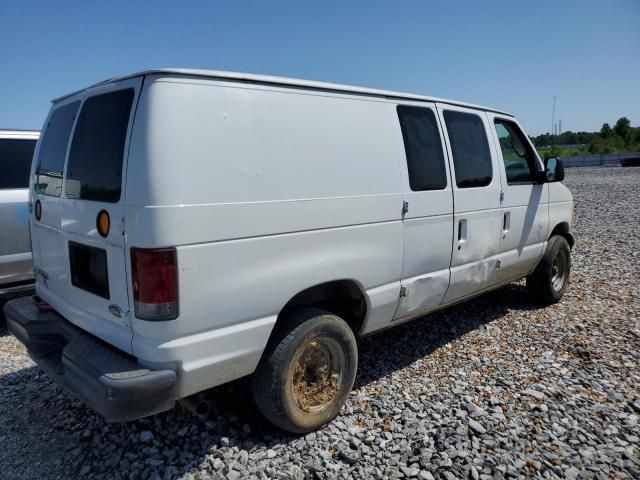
457;219;467;250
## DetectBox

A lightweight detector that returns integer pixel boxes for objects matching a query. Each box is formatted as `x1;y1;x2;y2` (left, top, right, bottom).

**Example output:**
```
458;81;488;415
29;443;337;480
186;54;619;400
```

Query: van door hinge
401;201;409;219
400;286;407;297
499;191;504;203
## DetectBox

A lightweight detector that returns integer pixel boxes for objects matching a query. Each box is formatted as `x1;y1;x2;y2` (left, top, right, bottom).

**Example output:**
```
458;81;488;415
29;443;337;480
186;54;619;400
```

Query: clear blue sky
1;0;638;135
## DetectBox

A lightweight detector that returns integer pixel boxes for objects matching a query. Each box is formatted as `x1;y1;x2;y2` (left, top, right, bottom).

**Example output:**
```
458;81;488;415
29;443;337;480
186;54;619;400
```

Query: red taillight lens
131;248;178;320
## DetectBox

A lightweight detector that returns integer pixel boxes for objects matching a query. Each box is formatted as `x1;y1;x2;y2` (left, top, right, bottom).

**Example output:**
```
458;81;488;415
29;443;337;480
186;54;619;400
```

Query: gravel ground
1;167;639;480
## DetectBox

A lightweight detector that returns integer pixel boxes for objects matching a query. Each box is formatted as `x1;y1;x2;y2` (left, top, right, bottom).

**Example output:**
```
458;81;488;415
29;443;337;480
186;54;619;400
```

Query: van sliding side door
436;104;503;303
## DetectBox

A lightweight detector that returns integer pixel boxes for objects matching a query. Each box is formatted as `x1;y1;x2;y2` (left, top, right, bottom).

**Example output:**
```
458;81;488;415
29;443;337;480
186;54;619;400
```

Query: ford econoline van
4;70;574;433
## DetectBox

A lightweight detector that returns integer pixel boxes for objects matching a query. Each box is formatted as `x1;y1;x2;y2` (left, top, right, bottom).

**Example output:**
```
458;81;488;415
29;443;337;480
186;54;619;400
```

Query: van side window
494;120;536;184
66;89;134;203
35;101;81;197
443;111;492;188
397;106;447;190
0;139;36;189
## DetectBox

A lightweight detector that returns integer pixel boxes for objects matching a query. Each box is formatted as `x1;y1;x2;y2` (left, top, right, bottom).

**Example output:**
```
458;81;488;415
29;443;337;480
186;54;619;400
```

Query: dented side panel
389;100;455;320
394;215;452;318
396;268;450;316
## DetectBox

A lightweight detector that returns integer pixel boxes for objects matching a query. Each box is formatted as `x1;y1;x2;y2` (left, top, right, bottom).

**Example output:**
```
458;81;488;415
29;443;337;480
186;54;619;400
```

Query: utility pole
551;96;557;156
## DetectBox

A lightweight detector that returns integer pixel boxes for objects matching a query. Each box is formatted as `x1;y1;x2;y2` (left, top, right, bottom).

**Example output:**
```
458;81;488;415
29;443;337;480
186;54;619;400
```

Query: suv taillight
131;248;178;320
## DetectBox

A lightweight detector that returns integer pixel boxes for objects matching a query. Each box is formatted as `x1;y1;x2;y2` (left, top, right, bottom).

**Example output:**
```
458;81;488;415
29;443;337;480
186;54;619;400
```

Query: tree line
530;117;640;157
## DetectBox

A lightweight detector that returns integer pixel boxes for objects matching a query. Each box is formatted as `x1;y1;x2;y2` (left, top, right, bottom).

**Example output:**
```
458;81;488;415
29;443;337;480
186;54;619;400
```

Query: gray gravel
1;166;639;480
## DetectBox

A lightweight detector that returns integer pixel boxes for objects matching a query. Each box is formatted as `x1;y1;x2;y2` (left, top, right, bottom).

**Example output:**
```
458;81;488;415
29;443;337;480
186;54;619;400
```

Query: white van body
6;70;573;425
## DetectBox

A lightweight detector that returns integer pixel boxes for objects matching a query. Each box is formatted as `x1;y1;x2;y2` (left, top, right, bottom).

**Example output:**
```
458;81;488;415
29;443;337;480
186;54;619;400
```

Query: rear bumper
3;296;177;422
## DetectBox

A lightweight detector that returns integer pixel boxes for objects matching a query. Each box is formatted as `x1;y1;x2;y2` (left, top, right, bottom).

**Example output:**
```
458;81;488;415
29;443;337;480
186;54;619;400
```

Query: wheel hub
292;338;342;413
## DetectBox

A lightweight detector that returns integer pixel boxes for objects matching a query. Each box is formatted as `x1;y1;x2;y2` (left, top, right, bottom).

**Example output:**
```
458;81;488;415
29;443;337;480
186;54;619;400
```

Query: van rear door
31;78;141;353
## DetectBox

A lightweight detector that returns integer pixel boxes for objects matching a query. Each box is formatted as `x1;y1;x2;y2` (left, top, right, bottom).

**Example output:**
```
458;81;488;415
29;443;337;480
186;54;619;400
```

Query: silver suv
0;129;39;295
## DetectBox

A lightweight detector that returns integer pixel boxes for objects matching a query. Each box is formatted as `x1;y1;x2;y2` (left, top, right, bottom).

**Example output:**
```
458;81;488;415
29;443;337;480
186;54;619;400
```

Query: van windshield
65;89;134;203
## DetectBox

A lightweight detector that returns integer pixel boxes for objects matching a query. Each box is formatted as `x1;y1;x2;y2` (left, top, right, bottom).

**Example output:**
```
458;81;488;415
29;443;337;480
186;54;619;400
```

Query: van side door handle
502;212;511;238
457;219;467;250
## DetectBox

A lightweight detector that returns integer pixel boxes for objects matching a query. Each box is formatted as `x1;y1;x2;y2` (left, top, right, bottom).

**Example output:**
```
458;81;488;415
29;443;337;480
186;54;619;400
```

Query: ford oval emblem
109;305;123;318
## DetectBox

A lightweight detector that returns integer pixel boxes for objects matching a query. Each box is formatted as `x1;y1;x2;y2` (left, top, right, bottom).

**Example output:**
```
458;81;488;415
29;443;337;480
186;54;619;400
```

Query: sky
1;0;638;136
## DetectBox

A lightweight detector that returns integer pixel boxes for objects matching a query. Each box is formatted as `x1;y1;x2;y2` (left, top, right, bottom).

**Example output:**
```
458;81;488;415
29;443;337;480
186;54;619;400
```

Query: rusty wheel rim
291;337;344;413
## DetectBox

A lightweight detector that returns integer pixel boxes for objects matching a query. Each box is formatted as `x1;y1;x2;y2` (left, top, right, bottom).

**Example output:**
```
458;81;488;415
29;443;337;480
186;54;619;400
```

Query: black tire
251;308;358;433
527;235;571;304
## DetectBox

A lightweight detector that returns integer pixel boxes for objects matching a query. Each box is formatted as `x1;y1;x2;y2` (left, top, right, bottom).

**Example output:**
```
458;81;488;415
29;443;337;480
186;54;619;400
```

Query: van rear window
66;89;135;203
0;139;37;189
35;101;80;197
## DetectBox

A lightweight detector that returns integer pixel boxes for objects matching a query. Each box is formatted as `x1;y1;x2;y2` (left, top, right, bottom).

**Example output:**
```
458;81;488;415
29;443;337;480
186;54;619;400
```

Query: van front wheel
527;235;571;304
251;308;357;433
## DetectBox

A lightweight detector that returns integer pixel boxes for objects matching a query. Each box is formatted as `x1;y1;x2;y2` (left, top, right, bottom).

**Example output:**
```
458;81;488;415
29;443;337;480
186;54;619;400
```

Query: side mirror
544;156;565;182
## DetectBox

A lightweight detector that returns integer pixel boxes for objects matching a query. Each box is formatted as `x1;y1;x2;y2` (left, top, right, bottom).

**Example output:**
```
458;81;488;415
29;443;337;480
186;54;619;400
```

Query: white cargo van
5;69;574;433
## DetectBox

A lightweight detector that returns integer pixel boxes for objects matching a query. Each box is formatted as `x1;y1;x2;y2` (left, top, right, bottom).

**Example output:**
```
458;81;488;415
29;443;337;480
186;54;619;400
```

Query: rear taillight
131;248;178;320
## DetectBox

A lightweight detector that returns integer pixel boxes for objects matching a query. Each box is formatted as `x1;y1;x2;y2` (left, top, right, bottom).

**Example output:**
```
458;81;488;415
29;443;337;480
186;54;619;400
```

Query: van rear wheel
526;235;571;304
251;308;357;433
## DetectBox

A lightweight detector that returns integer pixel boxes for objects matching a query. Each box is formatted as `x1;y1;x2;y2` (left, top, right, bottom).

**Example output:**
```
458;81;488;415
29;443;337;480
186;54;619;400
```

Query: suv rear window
35;101;81;196
66;89;135;203
0;138;37;189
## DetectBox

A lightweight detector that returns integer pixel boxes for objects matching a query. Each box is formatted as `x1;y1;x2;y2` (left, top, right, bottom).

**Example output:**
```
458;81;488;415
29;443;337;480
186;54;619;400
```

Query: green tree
614;117;631;142
564;131;578;144
608;134;626;152
589;137;610;154
600;123;612;138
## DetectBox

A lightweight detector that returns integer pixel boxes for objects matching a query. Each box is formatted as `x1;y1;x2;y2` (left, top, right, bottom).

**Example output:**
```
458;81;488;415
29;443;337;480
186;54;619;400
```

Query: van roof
53;68;513;116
